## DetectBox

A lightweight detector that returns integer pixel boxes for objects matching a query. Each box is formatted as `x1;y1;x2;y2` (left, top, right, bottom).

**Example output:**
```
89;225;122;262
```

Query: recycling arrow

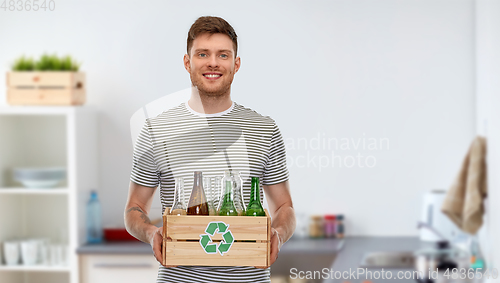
199;221;234;255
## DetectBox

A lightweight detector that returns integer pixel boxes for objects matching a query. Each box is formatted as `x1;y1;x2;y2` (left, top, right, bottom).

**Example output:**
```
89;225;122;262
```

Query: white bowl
13;167;66;188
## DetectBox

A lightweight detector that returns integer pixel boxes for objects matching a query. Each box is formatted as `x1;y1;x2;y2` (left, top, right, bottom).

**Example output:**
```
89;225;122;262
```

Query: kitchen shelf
0;188;69;195
0;265;71;272
0;106;98;283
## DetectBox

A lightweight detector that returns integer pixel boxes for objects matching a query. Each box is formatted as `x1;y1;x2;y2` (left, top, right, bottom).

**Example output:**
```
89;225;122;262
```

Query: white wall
0;0;476;236
476;0;500;274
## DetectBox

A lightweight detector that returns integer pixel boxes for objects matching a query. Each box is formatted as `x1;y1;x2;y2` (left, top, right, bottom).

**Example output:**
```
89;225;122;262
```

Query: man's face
184;33;240;97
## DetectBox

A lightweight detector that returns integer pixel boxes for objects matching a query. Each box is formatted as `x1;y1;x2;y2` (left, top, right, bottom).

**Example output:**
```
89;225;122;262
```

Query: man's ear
183;54;191;73
234;56;241;74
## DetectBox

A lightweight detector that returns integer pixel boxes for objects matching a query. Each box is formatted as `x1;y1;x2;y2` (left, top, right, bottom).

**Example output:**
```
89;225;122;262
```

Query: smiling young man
125;16;296;283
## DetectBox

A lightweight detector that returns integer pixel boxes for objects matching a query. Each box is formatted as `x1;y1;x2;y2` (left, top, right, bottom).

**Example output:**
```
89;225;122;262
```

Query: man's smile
203;72;222;80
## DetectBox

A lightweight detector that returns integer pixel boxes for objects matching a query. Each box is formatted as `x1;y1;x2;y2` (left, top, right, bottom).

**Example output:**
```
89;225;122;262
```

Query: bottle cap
336;214;344;220
324;214;336;220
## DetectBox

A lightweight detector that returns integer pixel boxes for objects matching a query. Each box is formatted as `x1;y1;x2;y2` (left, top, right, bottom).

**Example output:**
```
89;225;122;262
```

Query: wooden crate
162;207;271;267
6;72;86;105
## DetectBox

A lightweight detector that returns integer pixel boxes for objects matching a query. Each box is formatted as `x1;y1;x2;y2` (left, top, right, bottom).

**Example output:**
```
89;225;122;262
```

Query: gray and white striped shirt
130;101;289;283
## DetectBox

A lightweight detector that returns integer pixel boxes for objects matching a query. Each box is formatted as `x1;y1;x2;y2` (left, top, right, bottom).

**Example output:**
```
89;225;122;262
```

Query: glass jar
324;215;336;238
309;215;324;238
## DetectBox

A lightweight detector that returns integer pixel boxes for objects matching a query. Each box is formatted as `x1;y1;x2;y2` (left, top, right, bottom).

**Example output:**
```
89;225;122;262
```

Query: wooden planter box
163;207;271;267
6;72;86;105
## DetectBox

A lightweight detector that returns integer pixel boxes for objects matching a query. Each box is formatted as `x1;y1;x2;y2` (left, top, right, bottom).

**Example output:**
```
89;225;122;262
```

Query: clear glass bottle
245;177;266;216
187;171;209;215
203;177;216;216
232;171;246;216
213;176;222;213
218;171;238;216
170;177;186;215
86;190;103;243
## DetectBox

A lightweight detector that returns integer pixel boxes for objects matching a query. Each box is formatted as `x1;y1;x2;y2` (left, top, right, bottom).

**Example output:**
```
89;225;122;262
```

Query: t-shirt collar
185;101;235;118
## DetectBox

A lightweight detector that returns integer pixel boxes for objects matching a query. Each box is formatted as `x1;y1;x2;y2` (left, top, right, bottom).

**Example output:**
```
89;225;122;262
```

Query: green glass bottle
246;177;266;216
218;180;238;216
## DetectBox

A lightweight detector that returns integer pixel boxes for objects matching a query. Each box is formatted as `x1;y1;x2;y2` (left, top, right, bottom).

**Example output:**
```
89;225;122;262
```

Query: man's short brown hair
187;16;238;57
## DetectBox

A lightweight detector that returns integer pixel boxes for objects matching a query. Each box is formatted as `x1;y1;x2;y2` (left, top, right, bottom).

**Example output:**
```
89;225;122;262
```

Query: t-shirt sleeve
262;122;289;186
130;120;159;188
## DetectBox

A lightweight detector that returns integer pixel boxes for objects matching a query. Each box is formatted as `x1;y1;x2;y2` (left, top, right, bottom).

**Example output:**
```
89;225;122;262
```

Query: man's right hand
150;226;164;265
150;226;178;268
125;182;176;267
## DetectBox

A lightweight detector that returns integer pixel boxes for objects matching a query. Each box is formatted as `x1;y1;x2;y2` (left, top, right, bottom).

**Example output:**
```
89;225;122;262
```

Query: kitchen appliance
414;241;469;283
420;190;460;242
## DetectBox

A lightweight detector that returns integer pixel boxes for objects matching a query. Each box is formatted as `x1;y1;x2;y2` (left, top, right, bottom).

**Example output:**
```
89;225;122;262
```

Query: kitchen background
1;0;499;282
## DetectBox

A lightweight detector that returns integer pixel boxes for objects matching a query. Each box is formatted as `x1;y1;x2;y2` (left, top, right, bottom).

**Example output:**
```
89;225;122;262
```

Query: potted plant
7;53;86;105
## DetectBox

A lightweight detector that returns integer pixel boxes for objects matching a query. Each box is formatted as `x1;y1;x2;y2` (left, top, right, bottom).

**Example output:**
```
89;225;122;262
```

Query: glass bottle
232;171;246;216
203;177;216;216
218;171;238;216
86;190;103;243
187;171;209;215
213;176;222;213
246;177;266;216
170;177;186;215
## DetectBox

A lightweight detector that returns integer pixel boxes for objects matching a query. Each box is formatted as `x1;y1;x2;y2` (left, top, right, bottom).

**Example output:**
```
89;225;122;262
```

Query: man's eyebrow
194;49;209;53
193;48;233;54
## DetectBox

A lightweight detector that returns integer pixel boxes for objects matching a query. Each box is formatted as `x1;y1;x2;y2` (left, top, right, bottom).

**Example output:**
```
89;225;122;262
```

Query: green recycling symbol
200;221;234;255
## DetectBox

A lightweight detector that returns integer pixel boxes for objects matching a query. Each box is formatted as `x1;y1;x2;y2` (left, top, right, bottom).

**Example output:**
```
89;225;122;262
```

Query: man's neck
188;87;233;114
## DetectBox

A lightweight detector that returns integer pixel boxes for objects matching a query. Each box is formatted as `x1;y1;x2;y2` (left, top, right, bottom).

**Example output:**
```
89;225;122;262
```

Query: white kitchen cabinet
79;255;159;283
0;106;98;283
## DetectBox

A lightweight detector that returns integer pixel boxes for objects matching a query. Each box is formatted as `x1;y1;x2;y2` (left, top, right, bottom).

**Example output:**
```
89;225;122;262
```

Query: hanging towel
441;136;487;234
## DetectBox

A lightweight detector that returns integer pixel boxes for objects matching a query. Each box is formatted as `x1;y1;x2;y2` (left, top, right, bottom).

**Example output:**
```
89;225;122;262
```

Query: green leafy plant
12;56;35;71
11;53;81;71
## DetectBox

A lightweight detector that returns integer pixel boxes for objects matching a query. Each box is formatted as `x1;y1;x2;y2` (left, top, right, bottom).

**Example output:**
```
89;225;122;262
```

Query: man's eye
220;54;228;58
198;53;207;57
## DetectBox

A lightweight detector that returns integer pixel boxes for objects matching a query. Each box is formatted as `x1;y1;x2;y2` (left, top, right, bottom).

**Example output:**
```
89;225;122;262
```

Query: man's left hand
269;227;282;266
256;227;282;269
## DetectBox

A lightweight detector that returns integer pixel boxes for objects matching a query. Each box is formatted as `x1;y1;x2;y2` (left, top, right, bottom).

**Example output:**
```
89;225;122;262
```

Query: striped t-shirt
130;101;289;283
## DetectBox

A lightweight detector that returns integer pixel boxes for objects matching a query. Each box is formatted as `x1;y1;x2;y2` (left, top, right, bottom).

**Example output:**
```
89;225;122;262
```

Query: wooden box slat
7;88;86;105
164;240;268;267
7;72;85;88
167;215;268;241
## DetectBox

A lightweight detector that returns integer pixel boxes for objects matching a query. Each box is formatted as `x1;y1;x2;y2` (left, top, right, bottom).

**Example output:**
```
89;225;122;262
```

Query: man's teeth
205;74;221;78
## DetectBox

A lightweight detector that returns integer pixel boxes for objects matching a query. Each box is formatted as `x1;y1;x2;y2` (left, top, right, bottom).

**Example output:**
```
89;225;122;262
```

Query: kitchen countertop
76;237;344;255
325;236;424;283
77;237;443;282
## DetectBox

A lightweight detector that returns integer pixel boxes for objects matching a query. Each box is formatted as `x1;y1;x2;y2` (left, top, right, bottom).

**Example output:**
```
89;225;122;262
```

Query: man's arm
263;180;296;266
124;181;163;264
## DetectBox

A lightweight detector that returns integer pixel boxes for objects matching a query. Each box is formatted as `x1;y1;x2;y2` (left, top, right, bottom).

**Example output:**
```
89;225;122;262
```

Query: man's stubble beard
190;71;234;99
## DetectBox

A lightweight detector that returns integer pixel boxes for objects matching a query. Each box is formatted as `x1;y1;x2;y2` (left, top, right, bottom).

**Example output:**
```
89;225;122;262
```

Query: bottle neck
193;172;202;188
250;177;260;201
224;180;233;202
174;179;184;202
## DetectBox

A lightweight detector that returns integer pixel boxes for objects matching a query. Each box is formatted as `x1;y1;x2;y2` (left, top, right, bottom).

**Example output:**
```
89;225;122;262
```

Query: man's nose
207;56;219;68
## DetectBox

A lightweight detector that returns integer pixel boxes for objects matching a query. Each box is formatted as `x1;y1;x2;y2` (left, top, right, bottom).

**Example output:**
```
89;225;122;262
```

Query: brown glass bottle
187;171;209;215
